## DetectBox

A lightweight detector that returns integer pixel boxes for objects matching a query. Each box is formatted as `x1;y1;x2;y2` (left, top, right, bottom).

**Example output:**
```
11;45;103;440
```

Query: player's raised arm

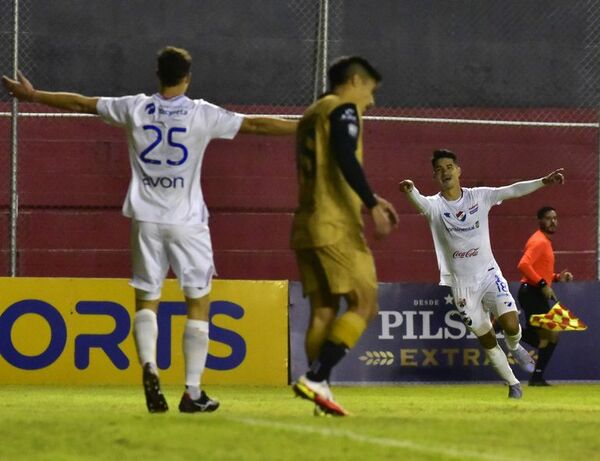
2;70;98;114
239;116;298;135
398;179;414;193
541;168;565;186
491;168;565;202
399;179;431;215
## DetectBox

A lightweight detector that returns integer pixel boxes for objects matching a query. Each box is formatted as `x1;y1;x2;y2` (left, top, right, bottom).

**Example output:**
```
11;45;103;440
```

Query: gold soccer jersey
291;95;365;249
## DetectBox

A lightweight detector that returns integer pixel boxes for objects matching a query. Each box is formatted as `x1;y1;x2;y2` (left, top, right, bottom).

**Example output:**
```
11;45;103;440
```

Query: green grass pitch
1;384;599;461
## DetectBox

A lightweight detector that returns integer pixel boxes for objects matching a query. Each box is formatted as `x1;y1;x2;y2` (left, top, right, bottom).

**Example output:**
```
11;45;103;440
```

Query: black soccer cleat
142;363;169;413
508;382;523;399
179;390;220;413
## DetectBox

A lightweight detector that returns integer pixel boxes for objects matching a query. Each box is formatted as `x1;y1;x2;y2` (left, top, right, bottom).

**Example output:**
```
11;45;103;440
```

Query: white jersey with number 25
97;93;243;225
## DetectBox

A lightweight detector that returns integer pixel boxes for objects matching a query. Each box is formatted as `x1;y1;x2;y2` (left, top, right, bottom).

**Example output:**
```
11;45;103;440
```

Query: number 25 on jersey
139;125;188;166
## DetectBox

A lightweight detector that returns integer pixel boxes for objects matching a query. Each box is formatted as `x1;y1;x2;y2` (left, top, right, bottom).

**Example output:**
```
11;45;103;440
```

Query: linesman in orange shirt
517;206;573;386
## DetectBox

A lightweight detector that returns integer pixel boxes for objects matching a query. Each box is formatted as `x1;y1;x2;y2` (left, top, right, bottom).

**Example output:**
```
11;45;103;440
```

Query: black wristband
538;279;547;288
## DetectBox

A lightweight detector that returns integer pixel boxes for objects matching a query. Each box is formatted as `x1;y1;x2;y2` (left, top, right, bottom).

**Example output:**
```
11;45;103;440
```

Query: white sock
504;324;522;351
485;345;519;385
183;319;209;400
134;309;158;371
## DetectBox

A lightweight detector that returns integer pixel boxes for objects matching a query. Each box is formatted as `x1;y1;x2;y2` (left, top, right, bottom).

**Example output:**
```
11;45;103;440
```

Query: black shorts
518;283;550;327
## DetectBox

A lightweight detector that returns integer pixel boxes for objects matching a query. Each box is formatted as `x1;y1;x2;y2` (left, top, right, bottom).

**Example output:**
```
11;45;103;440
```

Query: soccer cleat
178;390;220;413
292;375;349;416
529;378;551;387
510;345;536;373
142;363;168;413
508;383;523;399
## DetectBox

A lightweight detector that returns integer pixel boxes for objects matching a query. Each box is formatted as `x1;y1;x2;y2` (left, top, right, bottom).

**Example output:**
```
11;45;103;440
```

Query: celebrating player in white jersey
2;46;297;413
398;149;564;398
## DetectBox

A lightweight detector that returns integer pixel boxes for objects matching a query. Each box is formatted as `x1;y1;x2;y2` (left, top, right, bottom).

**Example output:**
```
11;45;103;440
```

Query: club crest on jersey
340;107;358;122
443;211;467;222
455;211;466;222
145;103;156;115
468;203;479;214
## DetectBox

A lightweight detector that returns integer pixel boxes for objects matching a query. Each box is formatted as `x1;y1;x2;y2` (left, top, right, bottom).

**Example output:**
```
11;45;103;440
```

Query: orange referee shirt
518;229;558;286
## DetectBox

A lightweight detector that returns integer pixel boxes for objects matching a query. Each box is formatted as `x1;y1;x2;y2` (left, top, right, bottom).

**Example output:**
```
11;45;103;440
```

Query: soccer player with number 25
2;46;297;413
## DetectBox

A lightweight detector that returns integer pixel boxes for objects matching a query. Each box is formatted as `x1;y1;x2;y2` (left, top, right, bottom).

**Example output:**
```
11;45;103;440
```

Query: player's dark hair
157;46;192;87
431;149;458;168
537;206;556;220
327;56;382;89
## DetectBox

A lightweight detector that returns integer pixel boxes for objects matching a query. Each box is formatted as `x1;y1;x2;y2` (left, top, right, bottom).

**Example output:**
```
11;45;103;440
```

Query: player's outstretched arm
492;167;565;202
239;116;298;135
2;71;98;114
398;179;414;194
541;168;565;186
398;178;434;217
398;179;429;212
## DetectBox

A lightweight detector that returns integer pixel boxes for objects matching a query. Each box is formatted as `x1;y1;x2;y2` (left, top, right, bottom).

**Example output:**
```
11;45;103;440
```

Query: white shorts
451;269;518;337
130;220;215;299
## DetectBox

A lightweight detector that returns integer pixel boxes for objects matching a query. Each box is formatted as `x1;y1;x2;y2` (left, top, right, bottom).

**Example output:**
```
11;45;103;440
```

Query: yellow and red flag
529;303;587;331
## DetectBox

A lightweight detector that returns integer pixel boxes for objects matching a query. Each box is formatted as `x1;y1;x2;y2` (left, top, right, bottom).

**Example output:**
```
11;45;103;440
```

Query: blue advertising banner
289;281;600;383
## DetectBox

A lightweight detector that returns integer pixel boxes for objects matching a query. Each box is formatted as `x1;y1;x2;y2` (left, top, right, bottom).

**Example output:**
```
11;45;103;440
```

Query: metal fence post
313;0;329;101
9;0;19;276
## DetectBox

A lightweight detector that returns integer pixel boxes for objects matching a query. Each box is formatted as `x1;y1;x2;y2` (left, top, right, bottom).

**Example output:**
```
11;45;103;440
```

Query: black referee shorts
518;282;550;327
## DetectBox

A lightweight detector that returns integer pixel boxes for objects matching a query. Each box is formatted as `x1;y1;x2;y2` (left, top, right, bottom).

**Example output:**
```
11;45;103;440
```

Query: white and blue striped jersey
97;93;243;225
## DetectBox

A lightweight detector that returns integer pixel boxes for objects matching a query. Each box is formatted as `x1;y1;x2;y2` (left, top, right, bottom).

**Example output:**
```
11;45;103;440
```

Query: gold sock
328;311;367;348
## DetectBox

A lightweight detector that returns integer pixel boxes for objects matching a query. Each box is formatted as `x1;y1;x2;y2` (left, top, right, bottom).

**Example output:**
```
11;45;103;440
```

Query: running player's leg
486;274;535;373
496;310;535;373
478;327;523;398
294;248;341;367
292;239;377;415
178;292;219;412
307;241;376;382
455;285;521;397
134;295;160;374
293;248;343;413
306;290;340;364
166;222;219;412
131;220;170;412
298;244;377;414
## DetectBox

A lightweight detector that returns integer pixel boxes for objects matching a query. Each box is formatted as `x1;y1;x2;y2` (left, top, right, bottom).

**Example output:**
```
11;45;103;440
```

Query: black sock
522;328;540;348
532;342;557;379
306;340;348;382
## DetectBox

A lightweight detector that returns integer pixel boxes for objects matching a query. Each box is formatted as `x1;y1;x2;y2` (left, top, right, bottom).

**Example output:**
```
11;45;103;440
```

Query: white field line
226;416;530;461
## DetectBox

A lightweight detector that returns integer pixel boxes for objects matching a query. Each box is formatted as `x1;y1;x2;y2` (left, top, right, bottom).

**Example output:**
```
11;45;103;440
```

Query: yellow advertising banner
0;278;288;385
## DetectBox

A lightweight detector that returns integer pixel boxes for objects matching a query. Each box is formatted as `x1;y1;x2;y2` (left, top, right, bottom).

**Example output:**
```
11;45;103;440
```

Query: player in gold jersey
291;56;398;416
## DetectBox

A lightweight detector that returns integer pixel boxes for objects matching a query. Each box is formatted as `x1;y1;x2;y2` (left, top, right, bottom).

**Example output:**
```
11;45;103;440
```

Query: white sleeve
480;179;545;206
406;186;434;217
96;95;139;127
201;101;244;139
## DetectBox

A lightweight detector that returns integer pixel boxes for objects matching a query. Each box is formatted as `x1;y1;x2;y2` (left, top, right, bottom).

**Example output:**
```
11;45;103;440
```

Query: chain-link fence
2;0;599;280
0;0;15;276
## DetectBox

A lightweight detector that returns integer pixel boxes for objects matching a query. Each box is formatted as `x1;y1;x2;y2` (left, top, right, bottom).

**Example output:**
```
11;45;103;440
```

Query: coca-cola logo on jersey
452;248;479;259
